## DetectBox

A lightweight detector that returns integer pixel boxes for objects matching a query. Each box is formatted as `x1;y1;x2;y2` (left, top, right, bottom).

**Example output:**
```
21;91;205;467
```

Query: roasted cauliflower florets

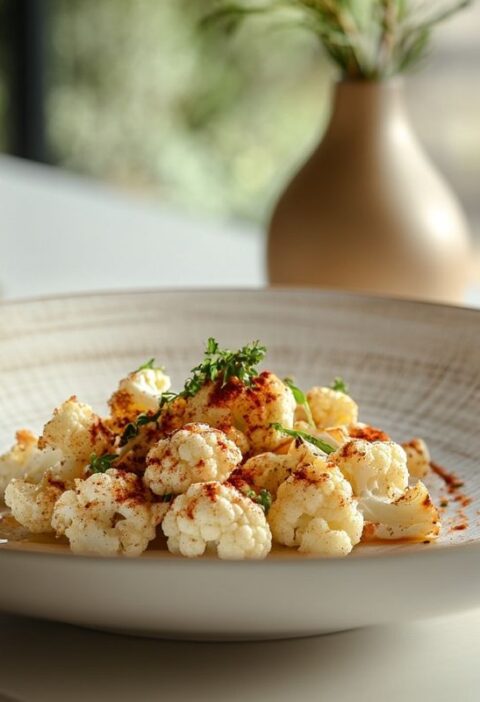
402;438;431;479
331;439;408;500
268;462;363;556
162;481;271;559
182;379;241;430
0;430;63;498
349;423;390;442
4;472;64;533
233;438;327;497
39;397;112;479
307;387;358;428
293;421;350;451
233;372;296;452
181;372;295;453
52;469;165;556
361;481;440;541
108;365;171;428
144;423;242;496
231;452;292;498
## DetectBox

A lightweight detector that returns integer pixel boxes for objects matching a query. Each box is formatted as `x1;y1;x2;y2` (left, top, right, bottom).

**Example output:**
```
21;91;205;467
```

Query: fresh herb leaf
245;487;273;514
122;339;267;437
119;405;165;447
181;338;266;398
89;453;117;474
159;391;179;408
270;423;335;455
136;358;156;372
331;376;348;393
119;422;140;447
283;377;315;427
159;494;174;503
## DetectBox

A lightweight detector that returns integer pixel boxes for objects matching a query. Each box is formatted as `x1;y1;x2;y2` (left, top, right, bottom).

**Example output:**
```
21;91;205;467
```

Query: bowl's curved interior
1;288;479;556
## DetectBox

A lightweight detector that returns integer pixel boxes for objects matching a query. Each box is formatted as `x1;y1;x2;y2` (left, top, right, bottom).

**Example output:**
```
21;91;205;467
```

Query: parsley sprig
89;453;118;474
331;376;348;393
270;423;335;455
89;339;266;472
245;487;272;514
119;391;179;447
136;358;156;372
283;377;315;427
181;337;266;398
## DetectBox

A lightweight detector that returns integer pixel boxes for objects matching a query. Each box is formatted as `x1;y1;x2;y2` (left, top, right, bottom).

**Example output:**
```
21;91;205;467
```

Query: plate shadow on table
1;611;479;702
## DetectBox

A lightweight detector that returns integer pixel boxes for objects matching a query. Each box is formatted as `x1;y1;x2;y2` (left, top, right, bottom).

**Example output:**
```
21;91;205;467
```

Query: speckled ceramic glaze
1;289;479;640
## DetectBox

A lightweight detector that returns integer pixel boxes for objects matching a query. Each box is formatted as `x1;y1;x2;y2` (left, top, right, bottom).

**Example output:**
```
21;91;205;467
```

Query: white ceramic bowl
1;289;479;640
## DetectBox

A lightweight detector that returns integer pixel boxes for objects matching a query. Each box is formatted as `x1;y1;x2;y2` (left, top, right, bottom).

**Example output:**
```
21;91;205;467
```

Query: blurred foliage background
46;0;332;222
0;0;479;227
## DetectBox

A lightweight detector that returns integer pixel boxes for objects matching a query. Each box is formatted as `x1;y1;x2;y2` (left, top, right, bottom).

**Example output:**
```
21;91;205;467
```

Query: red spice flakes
113;473;147;505
89;418;112;443
186;499;197;520
209;377;243;407
362;522;376;541
203;483;218;502
47;478;65;492
227;475;250;494
339;441;366;459
429;461;473;535
110;389;134;414
430;461;464;493
349;426;390;442
454;495;472;508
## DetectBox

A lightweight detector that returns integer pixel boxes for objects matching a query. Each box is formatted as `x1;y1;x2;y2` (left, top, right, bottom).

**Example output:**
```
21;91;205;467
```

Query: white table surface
0;156;264;300
1;155;480;701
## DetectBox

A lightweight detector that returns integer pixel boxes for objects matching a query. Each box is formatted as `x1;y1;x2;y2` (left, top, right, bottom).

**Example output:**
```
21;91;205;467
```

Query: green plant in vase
205;0;473;303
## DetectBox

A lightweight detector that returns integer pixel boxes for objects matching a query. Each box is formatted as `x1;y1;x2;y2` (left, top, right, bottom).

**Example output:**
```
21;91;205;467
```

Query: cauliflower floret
0;430;63;498
223;426;250;455
331;440;408;500
361;481;440;541
233;372;296;452
52;469;165;556
349;423;390;442
144;423;242;496
182;379;242;429
231;452;292;497
268;462;363;557
402;438;431;479
233;439;327;498
109;366;171;427
162;481;271;559
307;387;358;428
4;472;64;533
173;372;295;454
39;397;112;479
293;421;350;451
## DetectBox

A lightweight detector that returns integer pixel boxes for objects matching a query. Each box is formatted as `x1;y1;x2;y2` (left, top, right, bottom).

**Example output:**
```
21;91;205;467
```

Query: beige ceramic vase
267;79;471;303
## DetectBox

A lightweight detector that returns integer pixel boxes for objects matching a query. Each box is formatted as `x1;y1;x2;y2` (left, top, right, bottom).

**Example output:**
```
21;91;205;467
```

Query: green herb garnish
120;339;266;448
118;391;179;447
119;409;161;447
136;358;156;372
270;423;335;455
331;376;348;394
88;453;118;474
245;487;272;514
181;337;266;398
283;377;315;427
